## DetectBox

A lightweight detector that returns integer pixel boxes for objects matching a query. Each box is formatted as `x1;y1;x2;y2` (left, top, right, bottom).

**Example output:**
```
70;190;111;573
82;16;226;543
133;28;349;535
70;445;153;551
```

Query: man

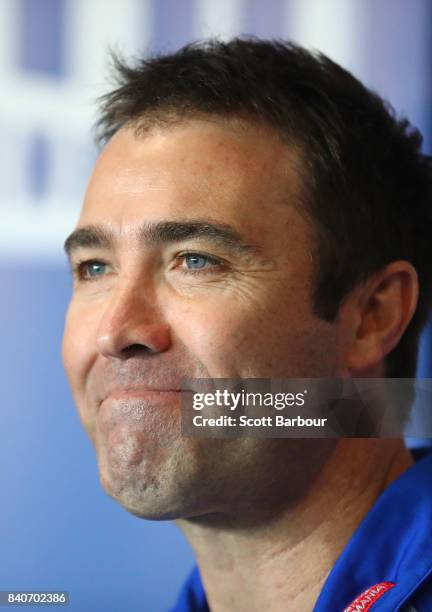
62;39;432;611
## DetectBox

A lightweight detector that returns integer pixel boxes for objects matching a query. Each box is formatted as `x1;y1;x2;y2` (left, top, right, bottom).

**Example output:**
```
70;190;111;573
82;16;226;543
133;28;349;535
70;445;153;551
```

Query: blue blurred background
0;1;431;610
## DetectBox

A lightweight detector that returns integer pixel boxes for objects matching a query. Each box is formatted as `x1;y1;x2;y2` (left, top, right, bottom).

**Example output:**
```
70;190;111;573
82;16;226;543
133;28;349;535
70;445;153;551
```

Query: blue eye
184;254;212;269
86;261;106;276
77;260;107;280
182;253;223;271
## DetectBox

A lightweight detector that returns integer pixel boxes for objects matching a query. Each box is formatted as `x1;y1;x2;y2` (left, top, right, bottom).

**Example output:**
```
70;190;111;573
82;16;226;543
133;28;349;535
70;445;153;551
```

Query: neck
176;439;413;612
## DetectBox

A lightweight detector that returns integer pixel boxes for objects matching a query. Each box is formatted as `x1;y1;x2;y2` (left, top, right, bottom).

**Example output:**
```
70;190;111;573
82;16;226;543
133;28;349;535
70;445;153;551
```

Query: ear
344;261;419;375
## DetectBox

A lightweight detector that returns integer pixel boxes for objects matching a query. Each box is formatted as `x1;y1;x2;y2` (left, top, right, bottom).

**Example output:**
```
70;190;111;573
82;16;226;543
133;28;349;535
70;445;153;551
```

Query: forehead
80;118;309;251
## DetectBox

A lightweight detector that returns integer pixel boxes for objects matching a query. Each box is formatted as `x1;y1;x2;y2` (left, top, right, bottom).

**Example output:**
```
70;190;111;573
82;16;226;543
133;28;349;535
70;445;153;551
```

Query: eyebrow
63;220;261;261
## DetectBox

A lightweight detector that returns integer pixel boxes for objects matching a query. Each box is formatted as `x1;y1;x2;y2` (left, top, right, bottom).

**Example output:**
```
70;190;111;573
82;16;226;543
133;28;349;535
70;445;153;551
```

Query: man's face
62;119;341;520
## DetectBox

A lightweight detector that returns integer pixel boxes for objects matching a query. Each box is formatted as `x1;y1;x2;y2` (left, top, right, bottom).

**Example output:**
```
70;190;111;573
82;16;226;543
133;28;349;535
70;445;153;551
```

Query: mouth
97;388;185;425
107;388;182;398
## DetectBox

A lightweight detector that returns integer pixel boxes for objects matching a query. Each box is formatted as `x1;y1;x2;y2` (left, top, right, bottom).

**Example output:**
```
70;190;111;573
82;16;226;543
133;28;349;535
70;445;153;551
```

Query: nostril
97;321;172;358
121;343;156;358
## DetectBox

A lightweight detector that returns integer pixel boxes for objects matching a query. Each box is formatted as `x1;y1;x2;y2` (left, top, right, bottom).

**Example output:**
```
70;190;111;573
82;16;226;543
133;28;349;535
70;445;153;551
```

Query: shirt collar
314;452;432;611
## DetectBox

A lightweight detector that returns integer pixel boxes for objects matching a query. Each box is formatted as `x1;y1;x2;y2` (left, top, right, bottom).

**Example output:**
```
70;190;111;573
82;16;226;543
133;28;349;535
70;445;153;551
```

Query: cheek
166;294;297;377
167;283;336;378
62;302;97;398
169;302;239;376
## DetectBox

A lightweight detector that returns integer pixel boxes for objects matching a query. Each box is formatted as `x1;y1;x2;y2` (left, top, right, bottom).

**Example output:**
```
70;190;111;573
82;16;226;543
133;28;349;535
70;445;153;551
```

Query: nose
96;284;172;359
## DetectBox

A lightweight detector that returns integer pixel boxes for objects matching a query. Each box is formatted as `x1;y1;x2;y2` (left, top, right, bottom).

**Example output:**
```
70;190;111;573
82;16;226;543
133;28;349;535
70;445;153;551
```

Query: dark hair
96;38;432;378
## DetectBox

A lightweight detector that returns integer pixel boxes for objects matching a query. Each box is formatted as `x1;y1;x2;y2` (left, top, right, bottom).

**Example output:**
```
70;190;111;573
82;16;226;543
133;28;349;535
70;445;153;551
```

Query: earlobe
346;262;419;375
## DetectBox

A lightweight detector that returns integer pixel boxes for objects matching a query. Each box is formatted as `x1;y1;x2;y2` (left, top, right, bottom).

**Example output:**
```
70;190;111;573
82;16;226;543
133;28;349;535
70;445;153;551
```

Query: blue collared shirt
170;452;432;611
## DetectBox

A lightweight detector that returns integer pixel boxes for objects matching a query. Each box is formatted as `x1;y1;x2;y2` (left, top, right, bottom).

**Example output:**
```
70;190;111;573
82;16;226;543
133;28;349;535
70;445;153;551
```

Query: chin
104;484;200;521
123;502;188;522
94;430;226;520
98;465;200;521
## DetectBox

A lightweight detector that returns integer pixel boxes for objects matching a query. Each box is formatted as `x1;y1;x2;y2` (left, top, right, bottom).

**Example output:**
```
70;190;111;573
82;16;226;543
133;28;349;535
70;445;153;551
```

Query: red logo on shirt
343;582;396;611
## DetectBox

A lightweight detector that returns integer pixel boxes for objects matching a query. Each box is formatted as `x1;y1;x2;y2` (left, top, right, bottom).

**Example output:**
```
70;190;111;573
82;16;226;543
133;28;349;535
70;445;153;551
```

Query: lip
105;388;183;400
97;389;185;424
